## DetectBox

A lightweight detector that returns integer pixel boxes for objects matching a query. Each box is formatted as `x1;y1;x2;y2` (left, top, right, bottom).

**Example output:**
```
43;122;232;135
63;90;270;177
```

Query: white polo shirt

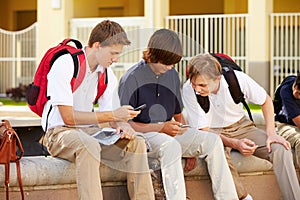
41;48;119;131
182;70;267;129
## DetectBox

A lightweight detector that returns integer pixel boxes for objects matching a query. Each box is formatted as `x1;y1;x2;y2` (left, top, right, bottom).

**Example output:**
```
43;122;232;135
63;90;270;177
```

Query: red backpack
26;38;108;117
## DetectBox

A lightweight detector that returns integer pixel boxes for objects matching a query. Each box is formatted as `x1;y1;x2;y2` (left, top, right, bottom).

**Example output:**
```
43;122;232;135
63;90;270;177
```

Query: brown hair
187;54;222;81
142;29;182;65
88;20;131;47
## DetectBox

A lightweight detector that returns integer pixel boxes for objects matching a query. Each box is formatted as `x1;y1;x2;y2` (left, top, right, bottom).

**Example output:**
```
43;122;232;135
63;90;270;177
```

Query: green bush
0;98;27;106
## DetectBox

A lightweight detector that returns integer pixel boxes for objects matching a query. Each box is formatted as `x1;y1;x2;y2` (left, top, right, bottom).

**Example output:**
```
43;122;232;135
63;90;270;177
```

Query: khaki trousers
276;121;300;170
212;117;300;200
45;126;154;200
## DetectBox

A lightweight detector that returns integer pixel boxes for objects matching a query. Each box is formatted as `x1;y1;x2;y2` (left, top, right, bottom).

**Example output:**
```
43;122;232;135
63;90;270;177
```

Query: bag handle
60;38;83;49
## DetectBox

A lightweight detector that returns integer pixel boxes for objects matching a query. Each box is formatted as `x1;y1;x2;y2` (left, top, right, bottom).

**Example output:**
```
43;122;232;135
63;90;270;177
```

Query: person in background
182;53;300;200
119;29;238;200
274;73;300;172
42;20;154;200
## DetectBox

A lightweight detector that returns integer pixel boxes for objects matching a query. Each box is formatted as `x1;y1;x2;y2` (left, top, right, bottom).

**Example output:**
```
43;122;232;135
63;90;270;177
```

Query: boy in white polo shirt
182;53;300;200
42;20;154;200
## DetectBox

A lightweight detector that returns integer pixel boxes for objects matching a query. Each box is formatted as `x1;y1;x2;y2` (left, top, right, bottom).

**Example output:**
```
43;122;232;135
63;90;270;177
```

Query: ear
92;42;101;49
216;75;222;81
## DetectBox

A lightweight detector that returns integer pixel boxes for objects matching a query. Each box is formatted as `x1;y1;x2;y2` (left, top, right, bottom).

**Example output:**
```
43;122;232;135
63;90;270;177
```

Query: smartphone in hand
180;124;191;128
133;104;147;111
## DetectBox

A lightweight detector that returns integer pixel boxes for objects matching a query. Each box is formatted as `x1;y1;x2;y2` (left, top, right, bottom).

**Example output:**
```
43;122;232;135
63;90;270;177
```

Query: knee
130;135;148;153
159;137;182;158
203;131;223;148
77;136;101;158
271;143;293;159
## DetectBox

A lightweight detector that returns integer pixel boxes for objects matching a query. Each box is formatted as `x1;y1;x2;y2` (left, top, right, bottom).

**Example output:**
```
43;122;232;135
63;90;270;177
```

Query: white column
144;0;169;29
37;0;73;62
247;0;273;92
248;0;273;62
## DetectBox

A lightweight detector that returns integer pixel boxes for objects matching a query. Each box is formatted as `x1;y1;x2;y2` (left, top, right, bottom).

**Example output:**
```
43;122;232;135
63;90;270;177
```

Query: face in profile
190;75;219;96
292;84;300;99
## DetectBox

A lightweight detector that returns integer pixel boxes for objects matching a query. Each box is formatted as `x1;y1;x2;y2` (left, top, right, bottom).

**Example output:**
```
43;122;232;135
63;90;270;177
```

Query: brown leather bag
0;120;24;200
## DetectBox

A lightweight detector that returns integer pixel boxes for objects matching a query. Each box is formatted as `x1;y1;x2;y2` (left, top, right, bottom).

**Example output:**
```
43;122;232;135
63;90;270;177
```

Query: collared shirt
119;60;183;123
41;47;118;131
182;70;266;128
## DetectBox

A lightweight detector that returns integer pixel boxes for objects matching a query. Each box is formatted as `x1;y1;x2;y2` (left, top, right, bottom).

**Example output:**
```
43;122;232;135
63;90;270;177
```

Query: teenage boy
42;20;154;200
274;73;300;171
119;29;238;200
182;53;300;200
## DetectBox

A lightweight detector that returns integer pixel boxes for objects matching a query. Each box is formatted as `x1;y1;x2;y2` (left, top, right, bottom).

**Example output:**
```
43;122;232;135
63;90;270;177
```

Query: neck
148;63;161;75
85;46;98;72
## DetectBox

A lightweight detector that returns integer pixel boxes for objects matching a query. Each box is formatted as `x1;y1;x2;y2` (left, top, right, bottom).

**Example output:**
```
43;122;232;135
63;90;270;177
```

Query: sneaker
241;194;253;200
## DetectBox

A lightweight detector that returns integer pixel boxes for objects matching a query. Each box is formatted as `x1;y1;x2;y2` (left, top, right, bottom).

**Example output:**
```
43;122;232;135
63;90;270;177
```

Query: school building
0;0;300;97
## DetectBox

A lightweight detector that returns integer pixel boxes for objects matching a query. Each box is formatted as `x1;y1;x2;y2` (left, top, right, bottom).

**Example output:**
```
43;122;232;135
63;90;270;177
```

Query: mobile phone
133;104;147;111
180;124;191;128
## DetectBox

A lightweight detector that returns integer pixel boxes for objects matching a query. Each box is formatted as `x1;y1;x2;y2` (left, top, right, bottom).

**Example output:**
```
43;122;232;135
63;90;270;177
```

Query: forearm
261;95;277;136
220;134;239;149
59;105;115;125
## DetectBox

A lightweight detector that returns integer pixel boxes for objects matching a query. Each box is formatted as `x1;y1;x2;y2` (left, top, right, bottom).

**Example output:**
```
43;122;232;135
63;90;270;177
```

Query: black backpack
195;53;253;122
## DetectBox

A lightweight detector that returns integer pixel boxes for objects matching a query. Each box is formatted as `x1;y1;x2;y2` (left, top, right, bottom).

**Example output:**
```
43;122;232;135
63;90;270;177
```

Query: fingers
113;106;140;121
266;135;291;152
184;157;197;172
239;138;258;156
121;132;135;140
119;128;135;140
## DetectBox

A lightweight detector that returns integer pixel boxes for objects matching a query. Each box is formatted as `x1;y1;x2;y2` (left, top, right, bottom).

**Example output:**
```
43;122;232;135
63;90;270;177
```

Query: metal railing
270;13;300;96
0;23;37;94
70;17;150;80
1;14;300;97
166;14;248;82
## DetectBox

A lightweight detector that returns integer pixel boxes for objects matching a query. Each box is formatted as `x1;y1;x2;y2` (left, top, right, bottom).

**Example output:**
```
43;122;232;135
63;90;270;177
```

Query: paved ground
0;106;38;117
0;105;41;126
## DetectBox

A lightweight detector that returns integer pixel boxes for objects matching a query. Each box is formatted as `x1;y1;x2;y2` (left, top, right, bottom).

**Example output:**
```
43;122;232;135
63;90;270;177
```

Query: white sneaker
242;194;253;200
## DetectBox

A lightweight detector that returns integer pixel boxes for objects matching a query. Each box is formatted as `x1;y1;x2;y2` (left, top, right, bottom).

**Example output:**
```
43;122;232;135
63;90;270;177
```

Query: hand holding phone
133;104;147;111
180;124;191;128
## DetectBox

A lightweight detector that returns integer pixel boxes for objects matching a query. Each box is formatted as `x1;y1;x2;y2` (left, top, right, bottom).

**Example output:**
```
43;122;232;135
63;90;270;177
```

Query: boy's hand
160;121;187;137
112;105;140;121
236;138;258;156
184;157;197;172
114;121;136;140
266;134;291;152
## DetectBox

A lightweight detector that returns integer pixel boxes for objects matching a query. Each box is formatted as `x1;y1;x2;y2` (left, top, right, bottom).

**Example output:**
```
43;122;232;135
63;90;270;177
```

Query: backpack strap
195;66;254;122
60;38;83;49
70;52;86;91
222;67;253;122
94;68;108;104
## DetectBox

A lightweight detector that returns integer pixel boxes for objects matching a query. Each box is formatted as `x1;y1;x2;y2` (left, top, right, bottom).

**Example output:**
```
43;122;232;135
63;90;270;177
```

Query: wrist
97;111;115;123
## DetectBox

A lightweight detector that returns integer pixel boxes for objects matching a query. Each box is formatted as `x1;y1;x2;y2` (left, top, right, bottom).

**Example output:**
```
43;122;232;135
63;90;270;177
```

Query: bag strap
5;148;10;200
15;160;24;200
1;120;24;200
222;67;253;122
94;68;108;104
